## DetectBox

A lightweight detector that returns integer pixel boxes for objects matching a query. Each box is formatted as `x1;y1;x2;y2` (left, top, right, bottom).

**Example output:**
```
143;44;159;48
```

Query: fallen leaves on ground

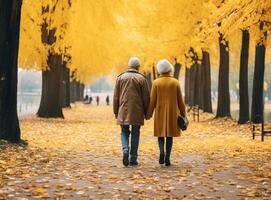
0;103;271;199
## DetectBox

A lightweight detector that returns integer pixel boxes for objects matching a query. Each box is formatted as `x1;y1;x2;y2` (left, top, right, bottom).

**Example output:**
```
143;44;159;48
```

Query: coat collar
127;68;139;73
159;73;172;78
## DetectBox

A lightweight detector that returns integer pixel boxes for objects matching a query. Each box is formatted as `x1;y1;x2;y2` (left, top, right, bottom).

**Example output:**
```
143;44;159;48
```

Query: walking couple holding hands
113;57;186;167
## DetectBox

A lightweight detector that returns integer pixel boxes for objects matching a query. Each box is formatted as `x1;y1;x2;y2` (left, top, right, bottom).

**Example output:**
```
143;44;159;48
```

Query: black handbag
177;115;189;131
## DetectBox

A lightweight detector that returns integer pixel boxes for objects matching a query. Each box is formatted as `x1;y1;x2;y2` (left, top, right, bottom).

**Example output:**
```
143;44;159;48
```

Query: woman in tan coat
147;59;186;166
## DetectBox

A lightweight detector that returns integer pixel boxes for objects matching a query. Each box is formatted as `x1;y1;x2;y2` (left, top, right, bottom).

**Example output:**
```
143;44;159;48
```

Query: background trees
239;30;250;124
18;0;271;117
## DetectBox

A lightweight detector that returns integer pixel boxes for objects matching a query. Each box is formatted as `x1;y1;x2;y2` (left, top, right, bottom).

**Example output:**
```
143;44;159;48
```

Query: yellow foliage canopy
19;0;271;83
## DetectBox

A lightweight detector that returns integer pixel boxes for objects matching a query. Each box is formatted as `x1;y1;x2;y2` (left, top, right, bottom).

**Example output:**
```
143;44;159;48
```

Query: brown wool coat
147;73;186;137
113;68;150;125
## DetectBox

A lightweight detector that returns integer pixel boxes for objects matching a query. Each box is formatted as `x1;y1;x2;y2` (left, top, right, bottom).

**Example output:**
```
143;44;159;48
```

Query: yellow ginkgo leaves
19;1;271;83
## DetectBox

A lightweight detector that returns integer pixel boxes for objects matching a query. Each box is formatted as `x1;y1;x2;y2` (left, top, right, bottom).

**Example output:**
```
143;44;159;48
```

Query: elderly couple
113;57;186;167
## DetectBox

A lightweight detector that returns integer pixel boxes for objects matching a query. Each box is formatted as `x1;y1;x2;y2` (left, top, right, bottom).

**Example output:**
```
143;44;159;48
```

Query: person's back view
106;95;110;106
96;96;100;106
147;59;186;166
113;57;150;166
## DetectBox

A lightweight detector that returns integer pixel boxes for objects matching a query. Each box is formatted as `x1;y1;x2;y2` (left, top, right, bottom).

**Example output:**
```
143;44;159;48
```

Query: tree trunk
174;62;181;80
38;4;65;118
251;22;266;123
197;63;204;109
194;63;201;107
62;64;71;108
79;83;85;101
146;73;152;90
216;33;231;117
70;71;76;103
0;0;22;142
189;64;196;107
75;81;80;101
185;67;191;105
202;51;213;113
70;80;76;103
37;53;64;118
238;30;250;124
152;65;157;80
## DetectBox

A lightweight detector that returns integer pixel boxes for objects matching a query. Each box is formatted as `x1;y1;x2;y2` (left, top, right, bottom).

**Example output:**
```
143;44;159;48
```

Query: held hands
145;114;152;120
145;116;151;120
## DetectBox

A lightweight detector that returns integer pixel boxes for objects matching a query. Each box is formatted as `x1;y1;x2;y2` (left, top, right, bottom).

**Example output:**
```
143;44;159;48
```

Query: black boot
158;137;165;164
159;153;165;164
165;157;171;166
129;160;138;166
165;137;173;167
123;153;129;167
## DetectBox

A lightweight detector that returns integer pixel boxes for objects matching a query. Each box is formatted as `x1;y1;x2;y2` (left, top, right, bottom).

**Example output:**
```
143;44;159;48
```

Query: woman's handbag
177;115;189;131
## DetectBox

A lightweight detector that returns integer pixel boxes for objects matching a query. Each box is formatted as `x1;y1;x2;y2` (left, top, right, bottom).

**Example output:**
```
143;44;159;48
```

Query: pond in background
17;93;41;117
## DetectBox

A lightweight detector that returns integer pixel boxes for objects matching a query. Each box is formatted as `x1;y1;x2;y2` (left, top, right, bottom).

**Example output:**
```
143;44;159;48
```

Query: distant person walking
147;59;186;166
89;96;93;105
84;94;89;104
96;96;100;106
106;95;110;106
113;57;150;166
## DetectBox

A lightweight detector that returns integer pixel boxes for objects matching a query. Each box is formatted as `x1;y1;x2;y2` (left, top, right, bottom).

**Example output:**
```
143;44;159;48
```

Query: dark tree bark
185;67;191;105
152;65;157;80
72;81;84;102
79;83;85;101
188;64;196;107
37;5;64;118
0;0;22;142
216;33;231;117
194;63;201;107
188;49;200;107
77;82;81;101
62;63;71;108
251;22;267;123
174;61;181;80
75;81;80;101
197;62;204;109
37;53;64;118
146;73;152;90
202;51;213;113
69;71;77;103
70;79;76;103
238;30;250;124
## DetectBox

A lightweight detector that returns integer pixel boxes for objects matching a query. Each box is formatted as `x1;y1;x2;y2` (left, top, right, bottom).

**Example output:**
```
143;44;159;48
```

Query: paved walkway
0;104;271;199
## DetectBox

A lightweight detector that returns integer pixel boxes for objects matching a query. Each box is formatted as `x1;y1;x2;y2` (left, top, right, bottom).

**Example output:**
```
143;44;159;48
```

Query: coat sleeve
142;79;150;116
177;83;186;117
146;83;157;119
113;78;120;117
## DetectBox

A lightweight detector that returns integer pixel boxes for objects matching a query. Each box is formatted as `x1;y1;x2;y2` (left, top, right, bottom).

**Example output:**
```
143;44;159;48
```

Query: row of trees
0;0;85;142
144;1;270;126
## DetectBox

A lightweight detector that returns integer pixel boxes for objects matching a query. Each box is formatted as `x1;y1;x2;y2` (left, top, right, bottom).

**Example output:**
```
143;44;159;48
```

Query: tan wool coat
113;68;150;125
147;73;186;137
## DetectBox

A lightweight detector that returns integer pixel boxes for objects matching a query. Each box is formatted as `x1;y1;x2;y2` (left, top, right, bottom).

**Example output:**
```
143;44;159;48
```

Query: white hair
157;59;173;74
128;57;140;68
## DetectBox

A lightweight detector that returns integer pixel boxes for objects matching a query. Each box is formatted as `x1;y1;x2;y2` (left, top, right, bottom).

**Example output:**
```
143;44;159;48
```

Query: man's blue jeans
121;125;141;162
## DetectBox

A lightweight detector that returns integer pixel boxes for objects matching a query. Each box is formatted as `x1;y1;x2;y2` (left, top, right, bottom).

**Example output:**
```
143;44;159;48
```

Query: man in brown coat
113;57;150;166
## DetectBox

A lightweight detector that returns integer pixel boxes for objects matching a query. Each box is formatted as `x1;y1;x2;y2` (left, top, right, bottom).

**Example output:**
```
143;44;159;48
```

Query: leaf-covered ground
1;104;271;199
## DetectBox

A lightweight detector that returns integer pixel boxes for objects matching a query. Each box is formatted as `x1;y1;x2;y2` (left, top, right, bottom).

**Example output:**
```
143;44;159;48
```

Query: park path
0;104;271;199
